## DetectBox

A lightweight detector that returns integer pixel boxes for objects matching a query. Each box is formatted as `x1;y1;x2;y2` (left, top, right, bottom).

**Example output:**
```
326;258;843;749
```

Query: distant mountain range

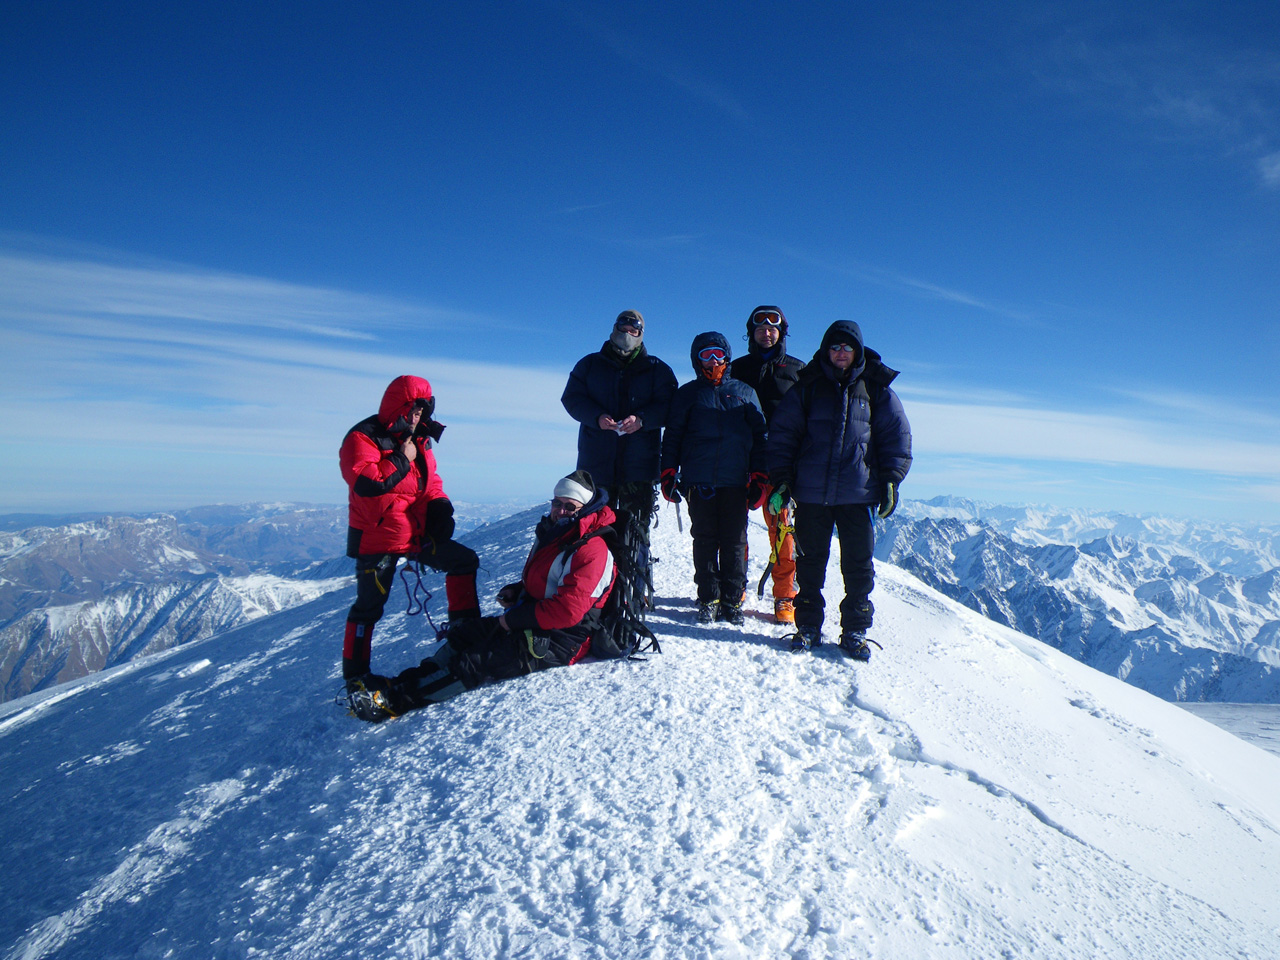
878;498;1280;703
0;501;536;701
3;496;1277;704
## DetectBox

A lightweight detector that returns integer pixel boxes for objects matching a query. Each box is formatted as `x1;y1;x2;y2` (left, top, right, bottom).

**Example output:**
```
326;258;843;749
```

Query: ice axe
756;513;795;599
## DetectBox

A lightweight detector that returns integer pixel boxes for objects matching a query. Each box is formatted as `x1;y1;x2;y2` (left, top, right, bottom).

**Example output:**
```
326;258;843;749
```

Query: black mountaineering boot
789;624;820;652
838;630;882;662
718;601;745;626
696;599;719;624
346;674;400;723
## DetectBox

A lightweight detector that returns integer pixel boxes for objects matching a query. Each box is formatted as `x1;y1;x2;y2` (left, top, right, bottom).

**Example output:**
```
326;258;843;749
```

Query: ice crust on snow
0;504;1278;959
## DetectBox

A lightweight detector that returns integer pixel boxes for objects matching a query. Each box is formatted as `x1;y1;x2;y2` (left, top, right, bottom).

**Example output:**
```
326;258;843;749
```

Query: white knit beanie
553;470;595;505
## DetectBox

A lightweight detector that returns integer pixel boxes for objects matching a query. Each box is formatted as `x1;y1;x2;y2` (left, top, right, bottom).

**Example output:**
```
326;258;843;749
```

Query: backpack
560;522;660;660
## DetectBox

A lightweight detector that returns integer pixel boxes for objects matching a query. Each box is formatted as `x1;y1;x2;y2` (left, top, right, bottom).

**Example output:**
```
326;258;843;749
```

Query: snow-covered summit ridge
0;504;1277;958
5;493;1277;707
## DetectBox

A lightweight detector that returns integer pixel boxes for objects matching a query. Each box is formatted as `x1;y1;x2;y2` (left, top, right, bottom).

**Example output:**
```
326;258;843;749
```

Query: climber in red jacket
338;375;479;690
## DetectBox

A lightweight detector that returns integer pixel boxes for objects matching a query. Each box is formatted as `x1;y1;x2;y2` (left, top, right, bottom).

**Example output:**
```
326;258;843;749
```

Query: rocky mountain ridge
0;504;353;701
879;498;1280;702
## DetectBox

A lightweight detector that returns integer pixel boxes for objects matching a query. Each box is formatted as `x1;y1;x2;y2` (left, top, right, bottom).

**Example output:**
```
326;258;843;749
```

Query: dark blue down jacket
766;320;912;506
561;342;678;486
660;332;766;487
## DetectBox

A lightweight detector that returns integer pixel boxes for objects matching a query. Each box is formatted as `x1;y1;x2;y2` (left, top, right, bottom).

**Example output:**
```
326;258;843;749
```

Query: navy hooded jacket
766;320;912;506
660;332;767;488
561;342;678;486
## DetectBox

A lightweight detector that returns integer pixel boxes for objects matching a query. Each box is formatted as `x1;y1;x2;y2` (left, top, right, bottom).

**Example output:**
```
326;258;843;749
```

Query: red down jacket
339;376;447;557
503;500;618;634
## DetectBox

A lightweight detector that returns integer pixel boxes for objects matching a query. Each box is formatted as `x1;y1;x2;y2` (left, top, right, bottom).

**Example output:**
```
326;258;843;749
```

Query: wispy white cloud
777;244;1043;327
911;380;1280;443
557;5;752;126
0;252;468;342
615;233;704;251
0;249;578;510
907;396;1280;477
882;270;1036;322
1260;151;1280;187
1102;385;1280;433
561;201;617;215
1023;11;1280;180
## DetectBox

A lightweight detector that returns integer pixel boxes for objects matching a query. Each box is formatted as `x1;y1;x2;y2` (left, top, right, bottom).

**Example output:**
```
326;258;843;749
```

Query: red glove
746;472;769;510
660;468;681;503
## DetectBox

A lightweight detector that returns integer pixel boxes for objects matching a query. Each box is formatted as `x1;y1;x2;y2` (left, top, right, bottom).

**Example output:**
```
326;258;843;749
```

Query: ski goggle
614;318;642;333
750;312;783;327
697;346;728;364
828;343;856;354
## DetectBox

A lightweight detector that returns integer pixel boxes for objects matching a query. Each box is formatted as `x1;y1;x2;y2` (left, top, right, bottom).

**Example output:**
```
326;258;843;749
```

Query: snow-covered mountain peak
1;506;1277;958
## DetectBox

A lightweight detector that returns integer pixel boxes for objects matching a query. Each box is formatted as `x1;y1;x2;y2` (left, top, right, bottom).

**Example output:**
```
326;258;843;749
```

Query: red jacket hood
379;375;433;428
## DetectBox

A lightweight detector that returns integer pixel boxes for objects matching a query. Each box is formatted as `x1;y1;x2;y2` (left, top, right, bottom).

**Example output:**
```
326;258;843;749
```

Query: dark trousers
793;502;875;631
686;486;749;604
343;539;480;677
347;540;479;625
391;615;593;711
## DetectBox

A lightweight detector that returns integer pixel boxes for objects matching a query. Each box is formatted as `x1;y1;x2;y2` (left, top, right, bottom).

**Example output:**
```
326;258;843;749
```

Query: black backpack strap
562;523;661;659
799;375;873;416
561;525;616;558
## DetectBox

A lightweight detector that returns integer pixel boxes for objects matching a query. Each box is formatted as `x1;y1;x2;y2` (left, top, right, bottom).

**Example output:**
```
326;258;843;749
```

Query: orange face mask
700;361;727;385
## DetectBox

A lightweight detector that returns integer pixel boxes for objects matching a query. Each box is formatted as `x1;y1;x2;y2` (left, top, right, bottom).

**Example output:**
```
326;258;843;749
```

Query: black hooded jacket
766;320;912;505
561;341;678;486
728;307;805;423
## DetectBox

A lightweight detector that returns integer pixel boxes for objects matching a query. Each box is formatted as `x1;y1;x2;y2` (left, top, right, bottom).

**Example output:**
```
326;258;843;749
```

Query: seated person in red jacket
353;470;618;721
339;375;480;707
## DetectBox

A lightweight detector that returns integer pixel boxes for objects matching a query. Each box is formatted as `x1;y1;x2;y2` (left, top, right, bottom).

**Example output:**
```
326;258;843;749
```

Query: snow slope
1;505;1278;959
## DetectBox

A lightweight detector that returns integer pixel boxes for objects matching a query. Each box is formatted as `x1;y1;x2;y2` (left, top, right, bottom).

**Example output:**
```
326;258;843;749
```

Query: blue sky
2;1;1279;521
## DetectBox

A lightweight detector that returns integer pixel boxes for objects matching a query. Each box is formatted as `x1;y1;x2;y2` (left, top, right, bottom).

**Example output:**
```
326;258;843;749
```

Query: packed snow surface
1;505;1278;959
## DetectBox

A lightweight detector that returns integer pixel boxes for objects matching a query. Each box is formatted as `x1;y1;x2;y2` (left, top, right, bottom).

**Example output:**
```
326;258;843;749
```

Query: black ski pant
347;540;480;625
390;614;594;711
685;486;749;604
792;502;875;632
343;539;480;678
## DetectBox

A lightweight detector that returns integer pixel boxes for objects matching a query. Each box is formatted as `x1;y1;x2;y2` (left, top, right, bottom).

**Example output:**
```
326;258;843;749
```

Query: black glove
877;482;899;519
496;582;523;607
425;498;456;541
660;468;681;504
